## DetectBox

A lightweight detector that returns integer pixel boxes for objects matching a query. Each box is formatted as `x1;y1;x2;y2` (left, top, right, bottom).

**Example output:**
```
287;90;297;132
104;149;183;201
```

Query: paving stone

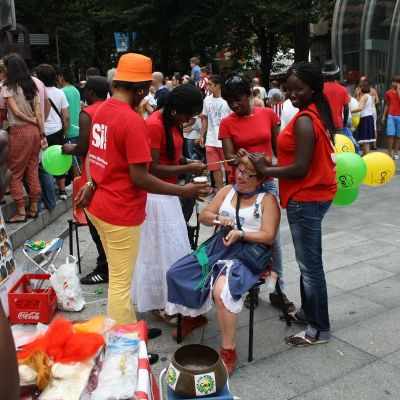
292;360;400;400
326;262;396;291
334;307;400;358
341;239;398;262
352;274;400;309
382;350;400;370
367;250;400;274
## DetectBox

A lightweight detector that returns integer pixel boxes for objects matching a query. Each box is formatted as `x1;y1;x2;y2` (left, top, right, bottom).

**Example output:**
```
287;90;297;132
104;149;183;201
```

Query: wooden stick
205;158;236;166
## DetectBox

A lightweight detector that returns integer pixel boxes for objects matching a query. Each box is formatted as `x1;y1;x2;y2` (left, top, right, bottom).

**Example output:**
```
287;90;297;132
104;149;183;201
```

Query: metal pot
166;344;228;397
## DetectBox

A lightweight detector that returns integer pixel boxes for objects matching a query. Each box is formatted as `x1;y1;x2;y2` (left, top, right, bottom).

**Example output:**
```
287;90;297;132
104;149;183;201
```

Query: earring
137;89;144;95
171;110;176;116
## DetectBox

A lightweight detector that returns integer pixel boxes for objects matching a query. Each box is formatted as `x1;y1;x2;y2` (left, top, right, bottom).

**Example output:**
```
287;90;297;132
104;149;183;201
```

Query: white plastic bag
50;255;85;311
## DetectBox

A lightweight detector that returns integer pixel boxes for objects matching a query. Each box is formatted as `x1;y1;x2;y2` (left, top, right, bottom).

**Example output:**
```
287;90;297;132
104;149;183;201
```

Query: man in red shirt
382;75;400;159
322;60;350;133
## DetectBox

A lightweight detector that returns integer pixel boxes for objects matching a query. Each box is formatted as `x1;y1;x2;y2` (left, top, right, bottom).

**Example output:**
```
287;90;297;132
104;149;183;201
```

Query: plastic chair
68;177;87;274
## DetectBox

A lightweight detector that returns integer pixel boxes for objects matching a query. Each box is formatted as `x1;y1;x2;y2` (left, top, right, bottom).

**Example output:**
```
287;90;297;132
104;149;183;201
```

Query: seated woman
166;156;280;375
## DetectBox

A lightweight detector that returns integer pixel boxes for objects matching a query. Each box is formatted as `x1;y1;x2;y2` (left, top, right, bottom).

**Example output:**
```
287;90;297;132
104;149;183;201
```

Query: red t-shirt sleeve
125;122;152;164
218;117;231;140
385;91;390;104
147;120;164;150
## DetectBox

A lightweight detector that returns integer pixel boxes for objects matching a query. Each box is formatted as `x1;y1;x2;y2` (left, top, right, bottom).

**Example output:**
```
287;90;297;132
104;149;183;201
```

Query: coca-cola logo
18;311;40;320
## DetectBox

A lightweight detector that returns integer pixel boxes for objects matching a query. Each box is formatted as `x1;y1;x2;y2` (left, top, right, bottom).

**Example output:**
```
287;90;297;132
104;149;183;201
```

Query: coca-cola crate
8;274;57;324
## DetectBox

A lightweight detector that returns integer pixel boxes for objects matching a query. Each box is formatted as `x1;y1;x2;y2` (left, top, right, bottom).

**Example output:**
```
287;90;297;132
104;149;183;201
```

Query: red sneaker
220;346;238;375
172;315;208;340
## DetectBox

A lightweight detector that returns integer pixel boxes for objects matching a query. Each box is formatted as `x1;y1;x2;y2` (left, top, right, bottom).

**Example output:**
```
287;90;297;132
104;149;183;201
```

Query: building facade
332;0;400;89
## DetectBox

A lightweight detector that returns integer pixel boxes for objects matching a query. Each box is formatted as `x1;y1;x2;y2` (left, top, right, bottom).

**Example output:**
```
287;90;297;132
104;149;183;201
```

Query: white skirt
131;194;191;312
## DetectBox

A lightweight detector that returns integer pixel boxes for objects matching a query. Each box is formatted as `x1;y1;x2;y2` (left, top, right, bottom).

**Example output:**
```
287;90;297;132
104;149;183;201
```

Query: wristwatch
85;181;96;191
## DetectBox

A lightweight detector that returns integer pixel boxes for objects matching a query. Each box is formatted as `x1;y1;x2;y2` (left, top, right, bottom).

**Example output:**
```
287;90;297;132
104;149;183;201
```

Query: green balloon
42;145;72;176
335;152;367;190
333;187;359;206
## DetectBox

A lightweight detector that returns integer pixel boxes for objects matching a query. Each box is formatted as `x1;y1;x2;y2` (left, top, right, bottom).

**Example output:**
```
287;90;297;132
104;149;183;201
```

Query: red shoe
220;346;237;375
172;315;208;340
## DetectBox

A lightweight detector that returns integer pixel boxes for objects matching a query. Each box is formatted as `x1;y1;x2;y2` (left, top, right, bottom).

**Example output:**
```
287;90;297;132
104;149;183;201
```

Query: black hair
58;65;75;84
86;67;100;77
287;61;335;144
85;76;110;99
162;85;203;161
209;74;222;85
35;64;57;87
221;74;252;101
3;53;38;101
112;80;151;92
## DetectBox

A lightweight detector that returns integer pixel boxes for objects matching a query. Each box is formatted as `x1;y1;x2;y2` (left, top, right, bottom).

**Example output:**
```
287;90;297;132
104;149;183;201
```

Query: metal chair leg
248;287;255;362
177;313;182;344
276;278;291;327
75;223;81;274
68;219;73;256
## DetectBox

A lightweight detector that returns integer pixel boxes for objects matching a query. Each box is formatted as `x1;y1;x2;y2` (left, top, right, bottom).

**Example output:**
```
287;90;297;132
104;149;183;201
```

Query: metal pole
55;29;60;66
10;0;16;30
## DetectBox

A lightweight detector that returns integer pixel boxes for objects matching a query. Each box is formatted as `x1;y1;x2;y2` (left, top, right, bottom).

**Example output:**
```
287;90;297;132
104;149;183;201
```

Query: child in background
183;115;201;160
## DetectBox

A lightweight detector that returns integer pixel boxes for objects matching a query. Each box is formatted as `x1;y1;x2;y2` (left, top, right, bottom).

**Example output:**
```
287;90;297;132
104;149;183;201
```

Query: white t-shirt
45;86;69;135
183;115;201;140
202;95;231;147
253;85;267;100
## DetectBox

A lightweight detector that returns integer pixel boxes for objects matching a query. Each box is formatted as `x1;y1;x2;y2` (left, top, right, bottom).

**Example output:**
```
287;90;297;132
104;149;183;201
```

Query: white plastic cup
193;176;209;200
265;271;278;291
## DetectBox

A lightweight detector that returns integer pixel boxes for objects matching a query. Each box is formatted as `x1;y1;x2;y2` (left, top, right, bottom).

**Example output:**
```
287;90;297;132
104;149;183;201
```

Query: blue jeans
286;200;332;340
39;164;56;211
261;180;284;290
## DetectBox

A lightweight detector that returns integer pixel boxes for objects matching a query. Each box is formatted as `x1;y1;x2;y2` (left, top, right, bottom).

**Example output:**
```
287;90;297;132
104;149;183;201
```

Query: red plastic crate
8;274;57;324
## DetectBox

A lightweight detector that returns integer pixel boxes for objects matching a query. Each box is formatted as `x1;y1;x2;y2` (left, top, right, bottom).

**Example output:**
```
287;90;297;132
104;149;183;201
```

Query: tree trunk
259;27;276;88
294;20;311;62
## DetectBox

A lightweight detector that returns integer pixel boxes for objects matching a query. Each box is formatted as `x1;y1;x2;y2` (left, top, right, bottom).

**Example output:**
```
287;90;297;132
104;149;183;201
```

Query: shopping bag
50;255;85;311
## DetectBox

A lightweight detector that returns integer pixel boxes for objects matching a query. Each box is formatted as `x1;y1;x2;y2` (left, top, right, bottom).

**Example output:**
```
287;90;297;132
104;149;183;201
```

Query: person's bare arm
143;102;154;116
382;103;389;123
34;101;44;134
343;103;349;128
0;130;12;198
271;124;280;157
199;185;233;226
221;137;236;160
62;111;90;155
199;115;208;147
5;97;36;124
351;94;368;114
0;301;20;400
61;107;70;137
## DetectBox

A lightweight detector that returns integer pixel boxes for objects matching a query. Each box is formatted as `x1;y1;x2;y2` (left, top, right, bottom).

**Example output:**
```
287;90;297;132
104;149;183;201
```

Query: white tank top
218;187;265;232
361;94;373;118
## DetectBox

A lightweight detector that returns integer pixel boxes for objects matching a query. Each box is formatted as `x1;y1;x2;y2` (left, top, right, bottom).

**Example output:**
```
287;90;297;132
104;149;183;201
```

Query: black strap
235;193;242;231
49;98;62;121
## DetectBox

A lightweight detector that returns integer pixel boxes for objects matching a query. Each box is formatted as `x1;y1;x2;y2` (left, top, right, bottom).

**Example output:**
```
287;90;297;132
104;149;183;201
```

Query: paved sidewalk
15;173;400;399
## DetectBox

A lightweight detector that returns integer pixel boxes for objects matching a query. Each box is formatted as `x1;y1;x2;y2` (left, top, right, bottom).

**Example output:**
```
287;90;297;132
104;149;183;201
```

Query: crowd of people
0;51;399;377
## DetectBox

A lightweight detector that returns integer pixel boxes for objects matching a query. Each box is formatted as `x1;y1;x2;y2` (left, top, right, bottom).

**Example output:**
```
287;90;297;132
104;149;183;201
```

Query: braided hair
162;85;203;161
287;61;335;144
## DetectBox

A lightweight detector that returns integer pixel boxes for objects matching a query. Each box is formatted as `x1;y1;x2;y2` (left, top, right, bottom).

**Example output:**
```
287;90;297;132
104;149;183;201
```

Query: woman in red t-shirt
132;85;206;322
247;62;337;347
219;75;295;315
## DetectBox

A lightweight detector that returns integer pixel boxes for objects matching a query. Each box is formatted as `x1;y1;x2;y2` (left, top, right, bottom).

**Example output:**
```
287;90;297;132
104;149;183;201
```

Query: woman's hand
187;161;207;176
180;182;210;201
247;152;269;175
30;117;38;125
218;215;235;227
62;143;75;155
40;136;48;150
223;229;242;246
75;184;94;208
236;148;249;158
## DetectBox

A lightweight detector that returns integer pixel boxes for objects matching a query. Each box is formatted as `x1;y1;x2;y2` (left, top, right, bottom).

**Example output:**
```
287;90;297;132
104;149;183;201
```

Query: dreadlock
287;61;335;144
162;85;203;161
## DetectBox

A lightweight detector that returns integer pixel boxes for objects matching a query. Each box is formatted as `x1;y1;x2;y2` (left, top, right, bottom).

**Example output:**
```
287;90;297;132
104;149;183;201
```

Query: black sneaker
80;271;109;285
59;190;67;200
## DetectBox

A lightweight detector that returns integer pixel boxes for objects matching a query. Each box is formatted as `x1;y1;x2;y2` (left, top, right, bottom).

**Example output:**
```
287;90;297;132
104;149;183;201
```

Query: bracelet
85;181;96;191
238;230;245;240
215;214;220;221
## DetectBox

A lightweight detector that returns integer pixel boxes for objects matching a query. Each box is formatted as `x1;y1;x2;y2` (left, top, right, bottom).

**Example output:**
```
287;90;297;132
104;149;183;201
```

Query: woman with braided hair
131;84;207;322
247;61;337;346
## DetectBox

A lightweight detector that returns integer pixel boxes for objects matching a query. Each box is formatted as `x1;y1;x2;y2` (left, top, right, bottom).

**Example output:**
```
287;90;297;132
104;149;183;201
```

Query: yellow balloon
334;134;355;153
352;115;360;128
362;152;395;186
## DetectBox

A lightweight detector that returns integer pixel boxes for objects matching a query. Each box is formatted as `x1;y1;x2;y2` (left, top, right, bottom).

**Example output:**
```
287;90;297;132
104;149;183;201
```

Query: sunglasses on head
225;76;243;85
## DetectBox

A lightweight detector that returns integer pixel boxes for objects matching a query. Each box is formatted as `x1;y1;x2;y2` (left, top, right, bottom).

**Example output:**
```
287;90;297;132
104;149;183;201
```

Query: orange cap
114;53;152;82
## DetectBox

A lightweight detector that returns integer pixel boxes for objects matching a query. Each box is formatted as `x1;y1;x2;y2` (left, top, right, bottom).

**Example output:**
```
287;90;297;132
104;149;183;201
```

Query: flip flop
6;213;27;224
285;330;329;347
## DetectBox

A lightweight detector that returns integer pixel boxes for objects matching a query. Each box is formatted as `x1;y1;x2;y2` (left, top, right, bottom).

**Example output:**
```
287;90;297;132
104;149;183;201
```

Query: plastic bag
50;255;85;311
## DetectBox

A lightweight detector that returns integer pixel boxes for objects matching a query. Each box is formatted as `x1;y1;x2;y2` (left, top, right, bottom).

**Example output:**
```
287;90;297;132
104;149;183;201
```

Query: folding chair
68;176;87;274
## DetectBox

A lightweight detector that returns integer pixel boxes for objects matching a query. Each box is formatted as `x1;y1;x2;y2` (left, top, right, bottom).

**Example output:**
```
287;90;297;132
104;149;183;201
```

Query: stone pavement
13;173;400;399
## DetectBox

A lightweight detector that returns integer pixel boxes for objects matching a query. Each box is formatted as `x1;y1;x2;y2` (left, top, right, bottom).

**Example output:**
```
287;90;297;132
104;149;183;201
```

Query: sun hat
322;60;340;76
114;53;152;82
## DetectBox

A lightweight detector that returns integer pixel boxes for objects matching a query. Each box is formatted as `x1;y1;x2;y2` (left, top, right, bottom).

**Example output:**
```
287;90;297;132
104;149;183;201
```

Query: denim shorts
386;115;400;137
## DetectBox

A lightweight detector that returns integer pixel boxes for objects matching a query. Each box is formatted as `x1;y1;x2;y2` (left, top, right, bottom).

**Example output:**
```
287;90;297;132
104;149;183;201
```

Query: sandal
279;311;308;324
26;209;39;219
244;287;260;309
285;330;329;347
6;213;27;224
153;309;178;325
269;292;296;313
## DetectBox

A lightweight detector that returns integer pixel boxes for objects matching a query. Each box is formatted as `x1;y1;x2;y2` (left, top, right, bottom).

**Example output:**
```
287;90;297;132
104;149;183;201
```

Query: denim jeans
261;180;284;290
39;164;56;211
286;200;332;340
